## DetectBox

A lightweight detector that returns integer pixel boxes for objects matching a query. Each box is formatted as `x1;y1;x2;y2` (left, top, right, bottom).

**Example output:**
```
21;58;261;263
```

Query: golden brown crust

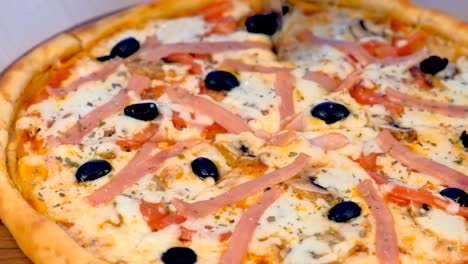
296;0;468;47
1;0;467;263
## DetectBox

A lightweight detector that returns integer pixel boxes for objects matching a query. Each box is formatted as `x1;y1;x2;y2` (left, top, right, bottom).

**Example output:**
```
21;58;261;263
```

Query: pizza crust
0;0;466;263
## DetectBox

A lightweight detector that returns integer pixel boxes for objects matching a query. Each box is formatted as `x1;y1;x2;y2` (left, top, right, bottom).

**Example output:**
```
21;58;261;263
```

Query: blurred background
0;0;466;71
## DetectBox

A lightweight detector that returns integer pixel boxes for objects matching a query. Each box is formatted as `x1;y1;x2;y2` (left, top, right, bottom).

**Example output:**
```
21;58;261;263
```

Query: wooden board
0;220;31;263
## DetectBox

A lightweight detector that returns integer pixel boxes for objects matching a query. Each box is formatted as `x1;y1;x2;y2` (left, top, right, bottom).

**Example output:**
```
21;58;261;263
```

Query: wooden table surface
0;220;31;263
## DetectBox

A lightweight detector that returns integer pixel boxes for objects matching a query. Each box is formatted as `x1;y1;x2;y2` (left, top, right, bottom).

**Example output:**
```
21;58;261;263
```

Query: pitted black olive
97;37;140;61
419;55;448;75
440;188;468;207
311;102;350;124
161;247;197;264
191;157;219;182
245;12;280;36
328;201;361;223
282;5;290;15
205;71;240;91
124;102;159;121
461;131;468;148
76;160;112;182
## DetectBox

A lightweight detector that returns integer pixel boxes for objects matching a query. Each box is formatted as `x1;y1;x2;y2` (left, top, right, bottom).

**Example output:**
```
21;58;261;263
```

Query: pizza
0;0;467;263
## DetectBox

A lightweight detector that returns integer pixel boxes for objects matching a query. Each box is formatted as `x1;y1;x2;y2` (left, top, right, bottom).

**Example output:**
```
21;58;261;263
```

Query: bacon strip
87;140;200;206
275;70;296;122
172;153;310;218
140;41;271;62
220;59;290;73
220;188;281;264
303;71;340;92
298;29;375;66
47;62;120;97
309;132;349;150
376;130;468;189
385;88;468;118
357;180;399;264
166;86;253;134
55;74;150;145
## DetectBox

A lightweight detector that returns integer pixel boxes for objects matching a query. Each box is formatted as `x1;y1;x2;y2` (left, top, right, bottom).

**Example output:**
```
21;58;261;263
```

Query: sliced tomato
141;85;165;100
409;66;432;89
202;122;228;140
208;16;237;35
385;185;468;217
172;111;188;130
390;18;408;33
356;153;388;185
115;123;159;150
395;31;427;56
48;67;71;87
360;41;398;58
165;54;202;75
201;0;232;22
219;231;232;242
140;200;186;231
179;226;196;242
350;84;404;116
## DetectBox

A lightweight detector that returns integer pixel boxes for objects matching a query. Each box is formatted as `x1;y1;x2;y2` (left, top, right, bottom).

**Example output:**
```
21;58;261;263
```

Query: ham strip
298;29;375;66
309;132;349;150
56;74;150;145
376;130;468;189
48;62;120;97
378;48;428;69
303;71;340;92
282;112;304;131
140;41;271;62
87;140;200;206
268;130;297;146
385;88;468;118
220;59;290;73
220;188;281;264
166;86;253;134
275;70;296;122
335;70;362;92
357;180;399;264
172;153;310;218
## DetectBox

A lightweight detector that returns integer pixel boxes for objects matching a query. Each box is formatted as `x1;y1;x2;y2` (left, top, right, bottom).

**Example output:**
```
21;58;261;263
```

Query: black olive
245;12;280;36
161;247;197;264
311;102;350;124
460;131;468;148
76;160;112;182
240;145;249;153
422;203;430;211
419;56;449;75
191;157;219;182
205;71;240;91
124;103;159;121
110;37;140;58
96;55;114;62
328;201;361;223
308;177;327;190
282;5;289;15
440;188;468;207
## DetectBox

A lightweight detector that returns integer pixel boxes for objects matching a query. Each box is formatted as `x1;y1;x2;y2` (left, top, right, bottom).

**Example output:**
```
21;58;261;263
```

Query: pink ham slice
87;140;200;206
385;88;468;118
47;62;121;97
377;48;428;69
55;74;150;145
309;132;349;150
275;70;296;123
357;180;399;264
335;70;362;92
268;130;297;146
219;187;281;264
376;129;468;189
281;112;304;131
220;58;290;73
297;29;375;66
302;71;340;92
166;86;253;134
140;41;271;62
172;153;310;218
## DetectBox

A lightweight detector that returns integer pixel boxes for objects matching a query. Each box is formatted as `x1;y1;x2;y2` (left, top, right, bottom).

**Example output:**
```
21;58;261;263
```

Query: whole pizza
0;0;467;263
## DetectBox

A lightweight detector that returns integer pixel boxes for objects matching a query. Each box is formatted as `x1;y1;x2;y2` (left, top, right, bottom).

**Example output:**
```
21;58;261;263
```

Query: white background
0;0;466;72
